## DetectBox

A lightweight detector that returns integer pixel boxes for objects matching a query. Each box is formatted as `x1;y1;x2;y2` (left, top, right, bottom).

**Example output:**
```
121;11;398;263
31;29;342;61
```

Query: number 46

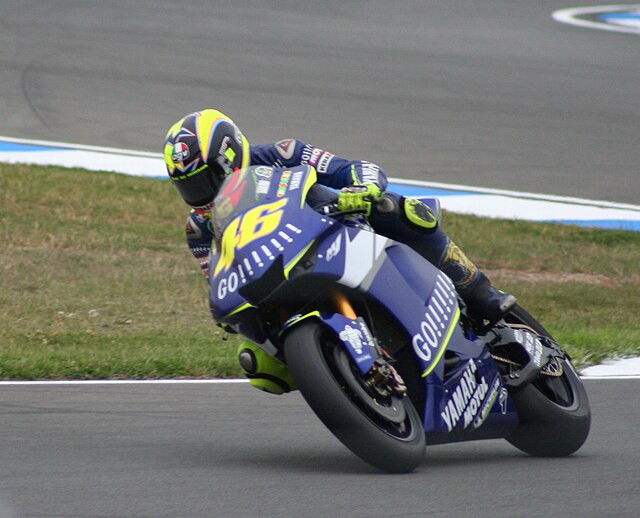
214;198;288;277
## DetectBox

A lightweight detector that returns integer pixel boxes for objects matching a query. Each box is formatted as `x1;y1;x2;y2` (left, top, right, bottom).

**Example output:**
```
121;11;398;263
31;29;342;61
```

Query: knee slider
402;198;439;233
237;342;296;395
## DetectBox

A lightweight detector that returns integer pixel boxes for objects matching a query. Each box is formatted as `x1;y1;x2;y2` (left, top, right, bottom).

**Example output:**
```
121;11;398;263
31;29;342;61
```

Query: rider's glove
337;183;383;216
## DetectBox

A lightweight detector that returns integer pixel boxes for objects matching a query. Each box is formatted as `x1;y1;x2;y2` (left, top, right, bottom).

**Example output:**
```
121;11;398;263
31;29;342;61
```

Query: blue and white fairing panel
315;228;518;436
423;355;517;437
312;225;460;378
324;313;377;373
312;225;389;285
318;233;460;378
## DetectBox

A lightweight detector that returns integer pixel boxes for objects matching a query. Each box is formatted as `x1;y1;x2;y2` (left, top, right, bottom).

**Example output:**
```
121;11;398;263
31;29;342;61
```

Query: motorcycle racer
163;109;516;393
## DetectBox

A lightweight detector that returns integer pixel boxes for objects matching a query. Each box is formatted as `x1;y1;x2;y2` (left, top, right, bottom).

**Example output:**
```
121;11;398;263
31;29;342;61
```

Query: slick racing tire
284;321;425;473
504;305;591;457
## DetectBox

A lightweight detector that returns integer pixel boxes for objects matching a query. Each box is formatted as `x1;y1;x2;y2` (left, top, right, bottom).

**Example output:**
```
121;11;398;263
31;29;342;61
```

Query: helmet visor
172;164;221;208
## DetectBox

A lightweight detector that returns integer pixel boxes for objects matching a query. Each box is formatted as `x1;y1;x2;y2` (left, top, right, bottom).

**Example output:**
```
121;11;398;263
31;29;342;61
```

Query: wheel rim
333;346;407;423
505;309;578;410
326;343;417;440
533;362;577;409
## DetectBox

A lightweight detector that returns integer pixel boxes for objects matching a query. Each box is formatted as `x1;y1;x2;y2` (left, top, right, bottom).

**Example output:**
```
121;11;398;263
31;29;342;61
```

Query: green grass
1;163;639;379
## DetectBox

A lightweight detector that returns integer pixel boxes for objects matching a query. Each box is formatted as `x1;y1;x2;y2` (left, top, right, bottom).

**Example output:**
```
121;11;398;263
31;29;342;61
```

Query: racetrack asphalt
1;1;639;516
0;381;638;518
1;0;639;204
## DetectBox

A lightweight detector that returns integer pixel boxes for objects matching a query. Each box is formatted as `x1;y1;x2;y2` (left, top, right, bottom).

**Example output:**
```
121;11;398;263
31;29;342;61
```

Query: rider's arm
185;209;214;279
250;139;388;192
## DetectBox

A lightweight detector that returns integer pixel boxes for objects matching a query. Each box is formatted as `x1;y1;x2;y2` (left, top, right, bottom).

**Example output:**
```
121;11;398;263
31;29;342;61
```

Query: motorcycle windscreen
208;165;333;319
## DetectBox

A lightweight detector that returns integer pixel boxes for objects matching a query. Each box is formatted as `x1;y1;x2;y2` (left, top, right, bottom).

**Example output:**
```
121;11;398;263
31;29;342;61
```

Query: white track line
581;375;640;380
0;376;637;386
553;5;640;35
0;379;250;386
390;178;640;211
0;135;159;157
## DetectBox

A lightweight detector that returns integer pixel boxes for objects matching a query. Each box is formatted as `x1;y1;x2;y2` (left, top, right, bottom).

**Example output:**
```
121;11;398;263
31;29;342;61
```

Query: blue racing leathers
185;139;479;294
251;139;387;192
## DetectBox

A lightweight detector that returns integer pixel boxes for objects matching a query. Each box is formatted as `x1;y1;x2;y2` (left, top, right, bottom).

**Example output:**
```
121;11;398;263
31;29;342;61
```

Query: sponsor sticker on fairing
276;170;292;197
339;319;375;364
256;180;270;196
499;387;508;414
339;325;365;354
515;329;544;367
412;274;457;364
289;171;303;190
325;233;342;261
472;377;502;429
440;360;489;432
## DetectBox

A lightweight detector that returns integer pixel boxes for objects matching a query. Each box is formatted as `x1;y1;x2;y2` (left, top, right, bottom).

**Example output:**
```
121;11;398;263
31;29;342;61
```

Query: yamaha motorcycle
208;164;591;473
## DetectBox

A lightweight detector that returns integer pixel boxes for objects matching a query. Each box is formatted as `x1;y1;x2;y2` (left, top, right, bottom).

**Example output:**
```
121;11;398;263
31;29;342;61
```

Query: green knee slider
403;198;438;231
237;341;296;395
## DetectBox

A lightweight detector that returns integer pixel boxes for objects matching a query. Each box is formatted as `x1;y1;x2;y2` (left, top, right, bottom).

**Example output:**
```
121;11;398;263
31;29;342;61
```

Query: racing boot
459;272;517;328
237;341;297;395
439;241;516;328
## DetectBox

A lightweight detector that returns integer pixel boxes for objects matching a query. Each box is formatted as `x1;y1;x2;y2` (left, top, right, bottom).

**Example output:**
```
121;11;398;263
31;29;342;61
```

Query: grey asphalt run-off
0;381;638;518
1;0;639;204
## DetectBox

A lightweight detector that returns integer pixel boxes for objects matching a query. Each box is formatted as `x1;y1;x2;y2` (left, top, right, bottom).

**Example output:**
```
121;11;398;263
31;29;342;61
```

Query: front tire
284;321;425;473
504;305;591;456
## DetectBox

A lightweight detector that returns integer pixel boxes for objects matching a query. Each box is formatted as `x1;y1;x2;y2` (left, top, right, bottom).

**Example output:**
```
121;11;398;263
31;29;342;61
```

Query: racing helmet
163;109;250;207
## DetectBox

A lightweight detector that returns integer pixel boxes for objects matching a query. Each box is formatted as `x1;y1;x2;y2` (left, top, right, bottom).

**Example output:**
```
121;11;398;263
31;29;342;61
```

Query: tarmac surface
1;0;639;203
1;1;639;516
0;381;638;518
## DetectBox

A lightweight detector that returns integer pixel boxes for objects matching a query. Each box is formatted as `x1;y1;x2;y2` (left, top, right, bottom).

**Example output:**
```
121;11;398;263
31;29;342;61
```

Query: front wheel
284;321;425;473
504;305;591;456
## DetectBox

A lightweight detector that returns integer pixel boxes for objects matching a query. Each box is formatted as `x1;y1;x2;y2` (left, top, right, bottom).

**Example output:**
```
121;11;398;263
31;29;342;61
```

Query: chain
491;354;521;367
540;357;564;377
491;353;564;378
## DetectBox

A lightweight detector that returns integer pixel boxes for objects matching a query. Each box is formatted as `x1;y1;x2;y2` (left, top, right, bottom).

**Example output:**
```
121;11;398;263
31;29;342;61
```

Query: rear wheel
284;321;425;473
504;305;591;456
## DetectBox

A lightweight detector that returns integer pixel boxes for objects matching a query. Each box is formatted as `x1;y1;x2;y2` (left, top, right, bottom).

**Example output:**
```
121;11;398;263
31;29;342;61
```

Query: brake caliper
364;356;407;398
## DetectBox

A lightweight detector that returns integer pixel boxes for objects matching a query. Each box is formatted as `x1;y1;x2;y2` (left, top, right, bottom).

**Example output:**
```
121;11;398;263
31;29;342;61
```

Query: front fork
318;290;407;398
240;291;404;396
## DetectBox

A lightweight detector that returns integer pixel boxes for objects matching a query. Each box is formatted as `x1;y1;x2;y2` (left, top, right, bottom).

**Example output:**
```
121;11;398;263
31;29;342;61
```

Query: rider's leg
369;192;516;326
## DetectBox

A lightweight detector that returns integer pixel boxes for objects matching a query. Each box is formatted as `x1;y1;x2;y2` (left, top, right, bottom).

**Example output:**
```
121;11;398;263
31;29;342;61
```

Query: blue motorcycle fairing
320;313;378;373
423;354;518;438
209;165;336;320
280;312;377;374
209;165;520;441
348;240;462;378
324;234;518;437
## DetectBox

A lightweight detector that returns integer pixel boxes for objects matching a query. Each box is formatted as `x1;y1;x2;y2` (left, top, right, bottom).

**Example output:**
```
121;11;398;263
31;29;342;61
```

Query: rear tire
284;321;425;473
504;305;591;456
